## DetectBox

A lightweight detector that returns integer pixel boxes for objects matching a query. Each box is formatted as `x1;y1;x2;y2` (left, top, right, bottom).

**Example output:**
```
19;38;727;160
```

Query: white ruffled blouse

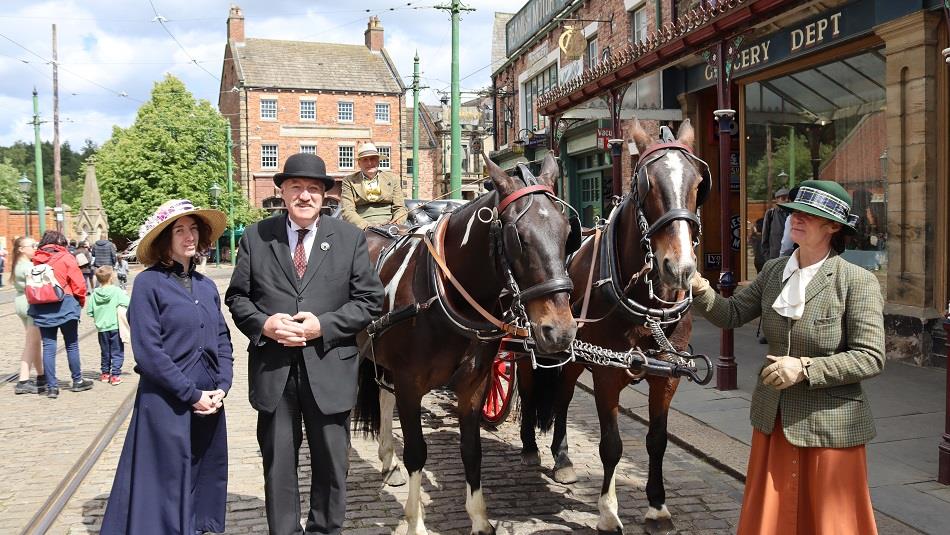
772;249;830;320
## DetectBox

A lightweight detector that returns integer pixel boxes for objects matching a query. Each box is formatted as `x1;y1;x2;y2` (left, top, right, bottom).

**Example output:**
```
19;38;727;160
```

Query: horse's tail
353;358;382;439
533;365;561;433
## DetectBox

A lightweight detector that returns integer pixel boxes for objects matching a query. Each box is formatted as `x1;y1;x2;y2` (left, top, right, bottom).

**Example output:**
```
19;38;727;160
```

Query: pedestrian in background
690;180;884;535
102;199;233;535
87;266;129;385
75;240;94;291
92;237;118;287
28;230;92;399
760;187;789;261
115;254;129;289
226;153;383;535
12;236;45;395
0;245;7;287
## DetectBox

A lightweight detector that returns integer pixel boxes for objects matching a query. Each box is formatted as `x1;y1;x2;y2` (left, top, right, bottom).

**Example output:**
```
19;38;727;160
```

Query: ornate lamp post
18;173;31;237
209;183;222;268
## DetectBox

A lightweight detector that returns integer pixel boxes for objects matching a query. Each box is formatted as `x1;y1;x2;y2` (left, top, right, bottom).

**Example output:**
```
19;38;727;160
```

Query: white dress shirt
287;217;318;263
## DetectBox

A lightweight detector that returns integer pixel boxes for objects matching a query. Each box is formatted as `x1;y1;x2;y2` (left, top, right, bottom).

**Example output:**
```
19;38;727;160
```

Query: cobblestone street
6;271;745;534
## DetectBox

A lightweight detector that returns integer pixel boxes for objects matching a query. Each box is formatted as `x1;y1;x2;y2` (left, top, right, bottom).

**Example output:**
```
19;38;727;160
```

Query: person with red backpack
28;230;92;399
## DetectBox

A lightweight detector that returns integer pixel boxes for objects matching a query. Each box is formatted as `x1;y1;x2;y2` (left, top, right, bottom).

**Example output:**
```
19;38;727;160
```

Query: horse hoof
384;465;407;487
642;518;675;535
553;464;577;484
471;523;496;535
521;450;541;466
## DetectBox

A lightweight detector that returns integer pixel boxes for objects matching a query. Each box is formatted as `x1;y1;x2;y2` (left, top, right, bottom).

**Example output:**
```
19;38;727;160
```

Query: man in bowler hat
225;153;384;534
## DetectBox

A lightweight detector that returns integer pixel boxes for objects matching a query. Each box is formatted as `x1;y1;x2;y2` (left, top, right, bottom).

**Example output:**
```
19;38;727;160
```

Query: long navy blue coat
101;265;234;535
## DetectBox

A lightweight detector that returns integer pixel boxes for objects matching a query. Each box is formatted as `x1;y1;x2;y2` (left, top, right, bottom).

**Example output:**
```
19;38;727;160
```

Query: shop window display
743;50;887;292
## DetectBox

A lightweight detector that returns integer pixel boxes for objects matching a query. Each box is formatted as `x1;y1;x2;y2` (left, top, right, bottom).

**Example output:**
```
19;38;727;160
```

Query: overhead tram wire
0;31;143;103
147;0;220;82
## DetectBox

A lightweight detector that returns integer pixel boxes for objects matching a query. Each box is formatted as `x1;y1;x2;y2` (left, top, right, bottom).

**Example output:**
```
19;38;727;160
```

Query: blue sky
0;0;515;147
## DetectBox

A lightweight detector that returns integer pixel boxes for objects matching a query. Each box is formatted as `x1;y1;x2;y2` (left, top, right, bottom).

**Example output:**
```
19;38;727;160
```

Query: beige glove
760;355;812;390
690;272;711;295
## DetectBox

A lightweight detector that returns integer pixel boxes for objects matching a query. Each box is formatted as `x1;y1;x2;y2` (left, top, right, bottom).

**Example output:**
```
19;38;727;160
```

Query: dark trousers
40;320;81;387
98;330;125;376
257;359;350;535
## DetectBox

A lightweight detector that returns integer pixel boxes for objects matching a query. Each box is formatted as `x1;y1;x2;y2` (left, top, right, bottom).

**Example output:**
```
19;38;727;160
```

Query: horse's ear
676;119;695;150
482;151;516;194
631;118;652;156
536;152;560;187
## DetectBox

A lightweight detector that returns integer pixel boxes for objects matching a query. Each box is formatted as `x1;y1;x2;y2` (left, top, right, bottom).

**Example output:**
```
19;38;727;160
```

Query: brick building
492;0;950;363
219;7;406;211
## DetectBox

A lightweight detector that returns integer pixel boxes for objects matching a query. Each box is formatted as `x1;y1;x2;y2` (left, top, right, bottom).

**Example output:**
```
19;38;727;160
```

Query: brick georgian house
219;6;406;211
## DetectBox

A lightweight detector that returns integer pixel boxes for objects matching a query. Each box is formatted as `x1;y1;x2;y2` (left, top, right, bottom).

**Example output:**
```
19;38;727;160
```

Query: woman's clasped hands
193;389;226;415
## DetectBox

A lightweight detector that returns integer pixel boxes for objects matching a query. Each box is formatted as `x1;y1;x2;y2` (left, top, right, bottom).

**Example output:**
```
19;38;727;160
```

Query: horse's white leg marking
644;504;671;521
596;473;623;532
460;211;478;246
386;240;419;311
465;483;492;534
405;471;427;535
378;388;398;472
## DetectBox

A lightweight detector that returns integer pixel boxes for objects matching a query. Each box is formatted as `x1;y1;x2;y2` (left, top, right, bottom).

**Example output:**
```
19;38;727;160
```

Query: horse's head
629;119;709;291
484;152;578;354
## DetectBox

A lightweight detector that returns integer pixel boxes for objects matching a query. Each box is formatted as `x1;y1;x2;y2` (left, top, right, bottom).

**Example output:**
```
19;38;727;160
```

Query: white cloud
1;0;529;146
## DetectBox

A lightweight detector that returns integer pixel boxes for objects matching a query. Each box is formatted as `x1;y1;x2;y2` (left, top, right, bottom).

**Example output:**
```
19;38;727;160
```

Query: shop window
743;50;887;291
522;63;558;132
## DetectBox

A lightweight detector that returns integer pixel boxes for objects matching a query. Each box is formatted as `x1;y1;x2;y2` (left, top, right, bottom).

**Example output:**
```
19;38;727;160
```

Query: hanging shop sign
686;0;885;92
596;128;612;150
559;25;586;61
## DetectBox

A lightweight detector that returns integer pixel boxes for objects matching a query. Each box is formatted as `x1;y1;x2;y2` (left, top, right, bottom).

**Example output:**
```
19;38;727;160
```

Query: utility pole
226;126;236;265
412;51;420;198
52;24;63;232
436;0;474;199
32;89;47;236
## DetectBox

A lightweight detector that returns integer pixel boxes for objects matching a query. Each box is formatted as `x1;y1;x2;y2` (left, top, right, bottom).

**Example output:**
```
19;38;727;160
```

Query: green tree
0;140;93;209
95;75;258;240
746;132;834;201
0;159;27;209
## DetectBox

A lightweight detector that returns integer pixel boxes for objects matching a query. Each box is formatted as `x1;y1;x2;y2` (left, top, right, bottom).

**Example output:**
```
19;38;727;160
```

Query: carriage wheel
482;351;518;427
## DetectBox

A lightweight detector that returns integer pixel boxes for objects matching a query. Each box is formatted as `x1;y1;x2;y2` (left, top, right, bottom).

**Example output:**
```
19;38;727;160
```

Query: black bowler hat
273;153;335;189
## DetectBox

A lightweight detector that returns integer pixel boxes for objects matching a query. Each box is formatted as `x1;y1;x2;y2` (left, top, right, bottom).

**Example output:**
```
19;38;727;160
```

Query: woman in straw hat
690;180;884;535
102;200;234;535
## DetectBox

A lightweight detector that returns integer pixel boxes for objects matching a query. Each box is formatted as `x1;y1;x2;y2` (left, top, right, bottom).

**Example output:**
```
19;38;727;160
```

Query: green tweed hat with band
778;180;859;234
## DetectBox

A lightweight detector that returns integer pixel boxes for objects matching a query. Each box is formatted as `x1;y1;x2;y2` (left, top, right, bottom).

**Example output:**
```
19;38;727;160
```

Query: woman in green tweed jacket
691;180;884;535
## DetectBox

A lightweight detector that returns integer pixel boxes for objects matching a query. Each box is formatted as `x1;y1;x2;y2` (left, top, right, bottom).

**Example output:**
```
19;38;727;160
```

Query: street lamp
209;183;222;268
18;173;31;237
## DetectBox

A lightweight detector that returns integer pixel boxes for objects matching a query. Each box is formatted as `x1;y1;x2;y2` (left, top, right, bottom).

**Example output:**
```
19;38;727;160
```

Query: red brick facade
219;7;406;209
0;207;76;249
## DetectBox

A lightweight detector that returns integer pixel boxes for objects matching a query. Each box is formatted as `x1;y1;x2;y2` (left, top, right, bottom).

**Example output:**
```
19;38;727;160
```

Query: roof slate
233;38;403;93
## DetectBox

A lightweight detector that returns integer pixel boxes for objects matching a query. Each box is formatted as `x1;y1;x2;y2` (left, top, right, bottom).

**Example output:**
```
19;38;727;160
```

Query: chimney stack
364;16;384;51
228;5;245;43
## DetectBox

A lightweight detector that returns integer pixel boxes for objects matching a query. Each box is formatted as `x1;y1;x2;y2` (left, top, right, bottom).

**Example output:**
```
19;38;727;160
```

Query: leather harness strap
575;227;603;326
423;222;529;338
497;184;554;214
635;141;695;168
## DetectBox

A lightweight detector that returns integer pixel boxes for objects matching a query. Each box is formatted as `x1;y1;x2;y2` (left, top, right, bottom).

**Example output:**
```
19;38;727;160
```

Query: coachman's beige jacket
340;170;409;229
692;254;885;448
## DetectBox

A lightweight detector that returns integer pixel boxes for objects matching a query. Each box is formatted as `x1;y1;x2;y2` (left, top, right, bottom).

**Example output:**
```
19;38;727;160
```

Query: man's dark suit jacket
225;214;384;414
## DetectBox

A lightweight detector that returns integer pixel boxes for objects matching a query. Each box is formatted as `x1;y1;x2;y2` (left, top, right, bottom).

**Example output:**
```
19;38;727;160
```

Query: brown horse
518;119;710;534
354;152;578;535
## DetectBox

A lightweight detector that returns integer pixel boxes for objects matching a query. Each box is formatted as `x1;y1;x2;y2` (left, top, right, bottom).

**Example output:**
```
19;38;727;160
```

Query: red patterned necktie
293;228;309;278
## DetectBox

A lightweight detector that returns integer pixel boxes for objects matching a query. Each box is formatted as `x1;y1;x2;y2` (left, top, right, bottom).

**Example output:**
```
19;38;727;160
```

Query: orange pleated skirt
736;417;878;535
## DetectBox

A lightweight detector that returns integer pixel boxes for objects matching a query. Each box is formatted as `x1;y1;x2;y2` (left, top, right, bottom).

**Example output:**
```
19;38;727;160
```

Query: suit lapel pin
320;242;330;251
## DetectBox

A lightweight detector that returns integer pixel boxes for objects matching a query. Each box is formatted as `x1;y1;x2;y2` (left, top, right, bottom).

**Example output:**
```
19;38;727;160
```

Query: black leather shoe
70;379;93;392
47;387;60;399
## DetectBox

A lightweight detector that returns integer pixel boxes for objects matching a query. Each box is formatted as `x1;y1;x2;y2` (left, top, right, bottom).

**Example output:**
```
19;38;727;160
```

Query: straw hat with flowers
133;199;227;266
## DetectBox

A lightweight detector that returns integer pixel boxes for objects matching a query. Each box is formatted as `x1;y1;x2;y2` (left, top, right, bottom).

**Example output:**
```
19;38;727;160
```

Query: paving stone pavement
40;269;745;534
0;293;138;535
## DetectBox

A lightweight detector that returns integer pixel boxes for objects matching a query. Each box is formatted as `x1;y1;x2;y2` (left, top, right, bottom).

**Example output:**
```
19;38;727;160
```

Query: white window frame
299;143;316;155
631;6;648;44
377;146;391;169
338;101;354;123
260;98;277;120
338;145;355;170
261;144;278;169
299;99;316;121
375;102;391;124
